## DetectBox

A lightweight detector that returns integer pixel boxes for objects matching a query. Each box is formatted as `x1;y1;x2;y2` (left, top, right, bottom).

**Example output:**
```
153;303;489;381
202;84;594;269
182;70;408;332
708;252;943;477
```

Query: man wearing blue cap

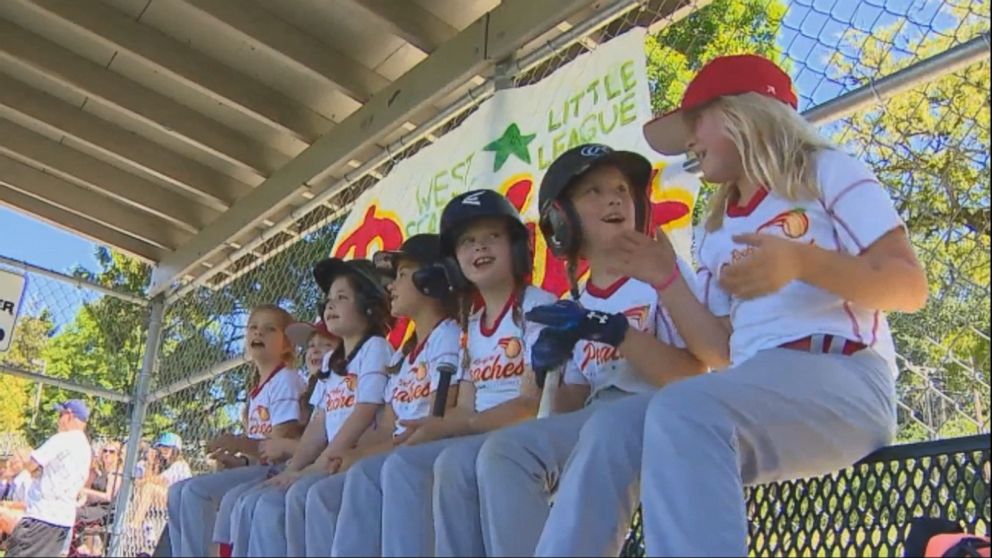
5;399;92;557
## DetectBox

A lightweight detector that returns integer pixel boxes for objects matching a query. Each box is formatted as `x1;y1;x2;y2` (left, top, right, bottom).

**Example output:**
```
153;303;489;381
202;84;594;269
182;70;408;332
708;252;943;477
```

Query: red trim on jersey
843;301;864;343
480;291;518;337
657;308;676;344
870;310;880;346
250;364;286;400
827;179;878;210
586;276;630;299
829;211;867;252
726;187;769;217
407;320;446;364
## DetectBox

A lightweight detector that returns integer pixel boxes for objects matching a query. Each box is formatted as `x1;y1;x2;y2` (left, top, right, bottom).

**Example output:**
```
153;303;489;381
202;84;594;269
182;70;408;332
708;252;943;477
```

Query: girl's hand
206;433;240;454
719;234;804;299
397;417;447;446
333;449;362;474
606;230;678;285
259;438;292;463
209;449;246;470
263;470;301;489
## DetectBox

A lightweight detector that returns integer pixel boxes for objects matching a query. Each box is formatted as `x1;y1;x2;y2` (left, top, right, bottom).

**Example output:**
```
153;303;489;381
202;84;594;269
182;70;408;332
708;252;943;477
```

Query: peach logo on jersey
470;354;525;383
580;341;622;371
499;337;523;359
623;305;650;330
324;377;357;412
414;363;429;382
248;405;273;437
257;405;271;422
758;208;809;239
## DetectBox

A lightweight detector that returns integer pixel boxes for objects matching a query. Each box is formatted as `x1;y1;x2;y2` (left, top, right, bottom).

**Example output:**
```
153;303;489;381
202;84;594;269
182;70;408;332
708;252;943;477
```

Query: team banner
331;28;701;298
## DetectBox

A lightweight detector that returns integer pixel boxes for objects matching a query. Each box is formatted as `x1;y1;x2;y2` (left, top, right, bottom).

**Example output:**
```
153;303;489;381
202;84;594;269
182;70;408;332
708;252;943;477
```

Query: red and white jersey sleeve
385;319;460;436
319;336;391;442
696;149;902;375
464;286;557;413
247;365;306;440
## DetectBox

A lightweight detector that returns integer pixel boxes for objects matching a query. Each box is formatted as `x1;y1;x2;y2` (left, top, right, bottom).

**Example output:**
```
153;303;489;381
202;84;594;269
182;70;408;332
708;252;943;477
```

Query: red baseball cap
286;320;338;348
643;54;798;156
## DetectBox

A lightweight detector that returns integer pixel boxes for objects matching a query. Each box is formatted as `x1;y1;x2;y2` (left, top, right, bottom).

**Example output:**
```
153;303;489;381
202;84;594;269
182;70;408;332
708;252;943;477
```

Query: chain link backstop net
1;0;988;556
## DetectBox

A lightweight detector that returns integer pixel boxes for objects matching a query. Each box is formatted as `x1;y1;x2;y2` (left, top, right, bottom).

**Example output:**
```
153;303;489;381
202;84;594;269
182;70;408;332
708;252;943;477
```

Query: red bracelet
652;267;680;294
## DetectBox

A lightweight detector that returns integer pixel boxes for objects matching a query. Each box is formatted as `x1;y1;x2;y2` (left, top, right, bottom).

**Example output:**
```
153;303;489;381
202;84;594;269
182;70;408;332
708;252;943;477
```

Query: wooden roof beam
0;118;214;232
0;74;251;210
0;19;286;179
181;0;390;103
20;0;331;145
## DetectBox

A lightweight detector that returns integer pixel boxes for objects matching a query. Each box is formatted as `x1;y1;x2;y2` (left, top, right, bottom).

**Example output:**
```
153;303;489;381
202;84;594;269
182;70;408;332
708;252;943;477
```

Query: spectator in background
129;433;192;531
76;441;125;526
4;400;92;557
0;457;11;500
0;447;35;538
6;447;34;504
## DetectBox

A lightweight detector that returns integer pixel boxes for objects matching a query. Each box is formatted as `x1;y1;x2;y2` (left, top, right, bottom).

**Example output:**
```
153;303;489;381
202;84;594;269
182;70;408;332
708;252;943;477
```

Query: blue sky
0;0;964;279
0;206;99;273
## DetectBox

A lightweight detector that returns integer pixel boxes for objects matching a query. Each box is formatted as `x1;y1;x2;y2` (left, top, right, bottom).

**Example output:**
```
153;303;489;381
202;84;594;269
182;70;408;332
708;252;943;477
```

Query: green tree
644;0;788;114
830;2;991;440
0;312;54;434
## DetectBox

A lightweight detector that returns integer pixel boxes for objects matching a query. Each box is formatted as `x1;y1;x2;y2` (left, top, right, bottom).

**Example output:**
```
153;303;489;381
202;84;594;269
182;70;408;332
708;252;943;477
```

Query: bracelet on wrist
652;266;680;294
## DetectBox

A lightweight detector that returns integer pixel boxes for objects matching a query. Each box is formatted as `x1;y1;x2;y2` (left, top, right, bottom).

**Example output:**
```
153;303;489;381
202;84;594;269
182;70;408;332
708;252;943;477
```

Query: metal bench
622;434;990;556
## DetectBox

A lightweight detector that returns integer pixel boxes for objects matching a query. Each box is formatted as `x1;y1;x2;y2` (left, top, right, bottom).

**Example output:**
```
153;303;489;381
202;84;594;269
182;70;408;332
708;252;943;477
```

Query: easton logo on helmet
462;192;484;206
580;144;610;157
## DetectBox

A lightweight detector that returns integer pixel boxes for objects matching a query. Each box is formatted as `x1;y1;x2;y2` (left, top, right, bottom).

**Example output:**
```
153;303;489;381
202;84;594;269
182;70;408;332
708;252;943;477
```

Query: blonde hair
696;92;832;232
247;303;296;392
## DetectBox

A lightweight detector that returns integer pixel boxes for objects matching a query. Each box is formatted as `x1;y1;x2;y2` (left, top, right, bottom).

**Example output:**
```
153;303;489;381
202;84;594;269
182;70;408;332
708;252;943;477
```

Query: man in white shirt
5;400;92;557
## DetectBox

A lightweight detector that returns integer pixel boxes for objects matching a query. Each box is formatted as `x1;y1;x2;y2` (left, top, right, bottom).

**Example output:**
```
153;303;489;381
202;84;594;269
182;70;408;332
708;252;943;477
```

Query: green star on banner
484;123;536;172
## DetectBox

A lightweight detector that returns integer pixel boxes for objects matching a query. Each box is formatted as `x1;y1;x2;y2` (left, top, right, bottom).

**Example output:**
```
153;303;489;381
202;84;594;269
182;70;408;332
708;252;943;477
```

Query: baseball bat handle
432;364;457;417
536;367;561;419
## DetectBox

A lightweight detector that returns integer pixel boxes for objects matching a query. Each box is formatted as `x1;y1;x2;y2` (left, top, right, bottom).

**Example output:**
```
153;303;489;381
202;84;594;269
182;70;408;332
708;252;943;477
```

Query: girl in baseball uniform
337;189;556;557
167;304;305;557
287;322;340;435
535;54;929;556
308;233;461;556
225;258;393;557
211;319;338;557
452;143;706;557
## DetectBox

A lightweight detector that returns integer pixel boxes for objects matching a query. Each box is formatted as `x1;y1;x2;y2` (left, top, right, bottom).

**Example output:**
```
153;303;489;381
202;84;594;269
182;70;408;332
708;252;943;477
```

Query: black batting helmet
538;144;653;258
437;189;532;287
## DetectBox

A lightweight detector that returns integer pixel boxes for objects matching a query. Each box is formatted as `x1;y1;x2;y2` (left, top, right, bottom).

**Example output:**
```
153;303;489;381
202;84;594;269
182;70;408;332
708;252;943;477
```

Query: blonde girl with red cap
534;54;928;556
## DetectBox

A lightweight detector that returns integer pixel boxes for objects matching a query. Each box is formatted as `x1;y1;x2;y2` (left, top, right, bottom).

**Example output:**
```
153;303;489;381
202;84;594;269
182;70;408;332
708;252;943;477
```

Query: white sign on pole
0;269;27;352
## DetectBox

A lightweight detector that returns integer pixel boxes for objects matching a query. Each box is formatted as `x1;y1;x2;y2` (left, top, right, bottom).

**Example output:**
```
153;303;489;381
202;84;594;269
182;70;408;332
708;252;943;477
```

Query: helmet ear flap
542;199;582;259
440;258;470;293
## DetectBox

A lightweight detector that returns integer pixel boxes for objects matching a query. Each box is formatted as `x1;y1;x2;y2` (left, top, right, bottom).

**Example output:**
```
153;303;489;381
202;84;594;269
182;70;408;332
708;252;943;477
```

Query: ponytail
386;334;419;375
458;292;474;377
565;256;581;300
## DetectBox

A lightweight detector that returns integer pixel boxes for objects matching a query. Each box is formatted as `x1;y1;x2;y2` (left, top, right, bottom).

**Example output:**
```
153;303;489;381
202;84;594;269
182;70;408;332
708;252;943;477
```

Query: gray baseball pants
166;465;269;556
535;348;897;556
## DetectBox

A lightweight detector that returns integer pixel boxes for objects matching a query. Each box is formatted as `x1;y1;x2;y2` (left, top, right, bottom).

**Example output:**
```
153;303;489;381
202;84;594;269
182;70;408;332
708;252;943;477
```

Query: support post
107;294;166;556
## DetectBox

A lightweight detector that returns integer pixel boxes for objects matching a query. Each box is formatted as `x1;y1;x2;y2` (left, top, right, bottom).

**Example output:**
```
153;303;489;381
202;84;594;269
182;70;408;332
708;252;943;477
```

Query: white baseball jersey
385;319;461;436
247;365;306;440
316;336;391;443
563;265;695;402
463;286;557;413
695;148;903;374
25;430;92;527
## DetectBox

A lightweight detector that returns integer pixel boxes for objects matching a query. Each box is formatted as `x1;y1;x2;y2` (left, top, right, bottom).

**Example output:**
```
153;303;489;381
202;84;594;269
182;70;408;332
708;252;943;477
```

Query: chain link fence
1;0;988;556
